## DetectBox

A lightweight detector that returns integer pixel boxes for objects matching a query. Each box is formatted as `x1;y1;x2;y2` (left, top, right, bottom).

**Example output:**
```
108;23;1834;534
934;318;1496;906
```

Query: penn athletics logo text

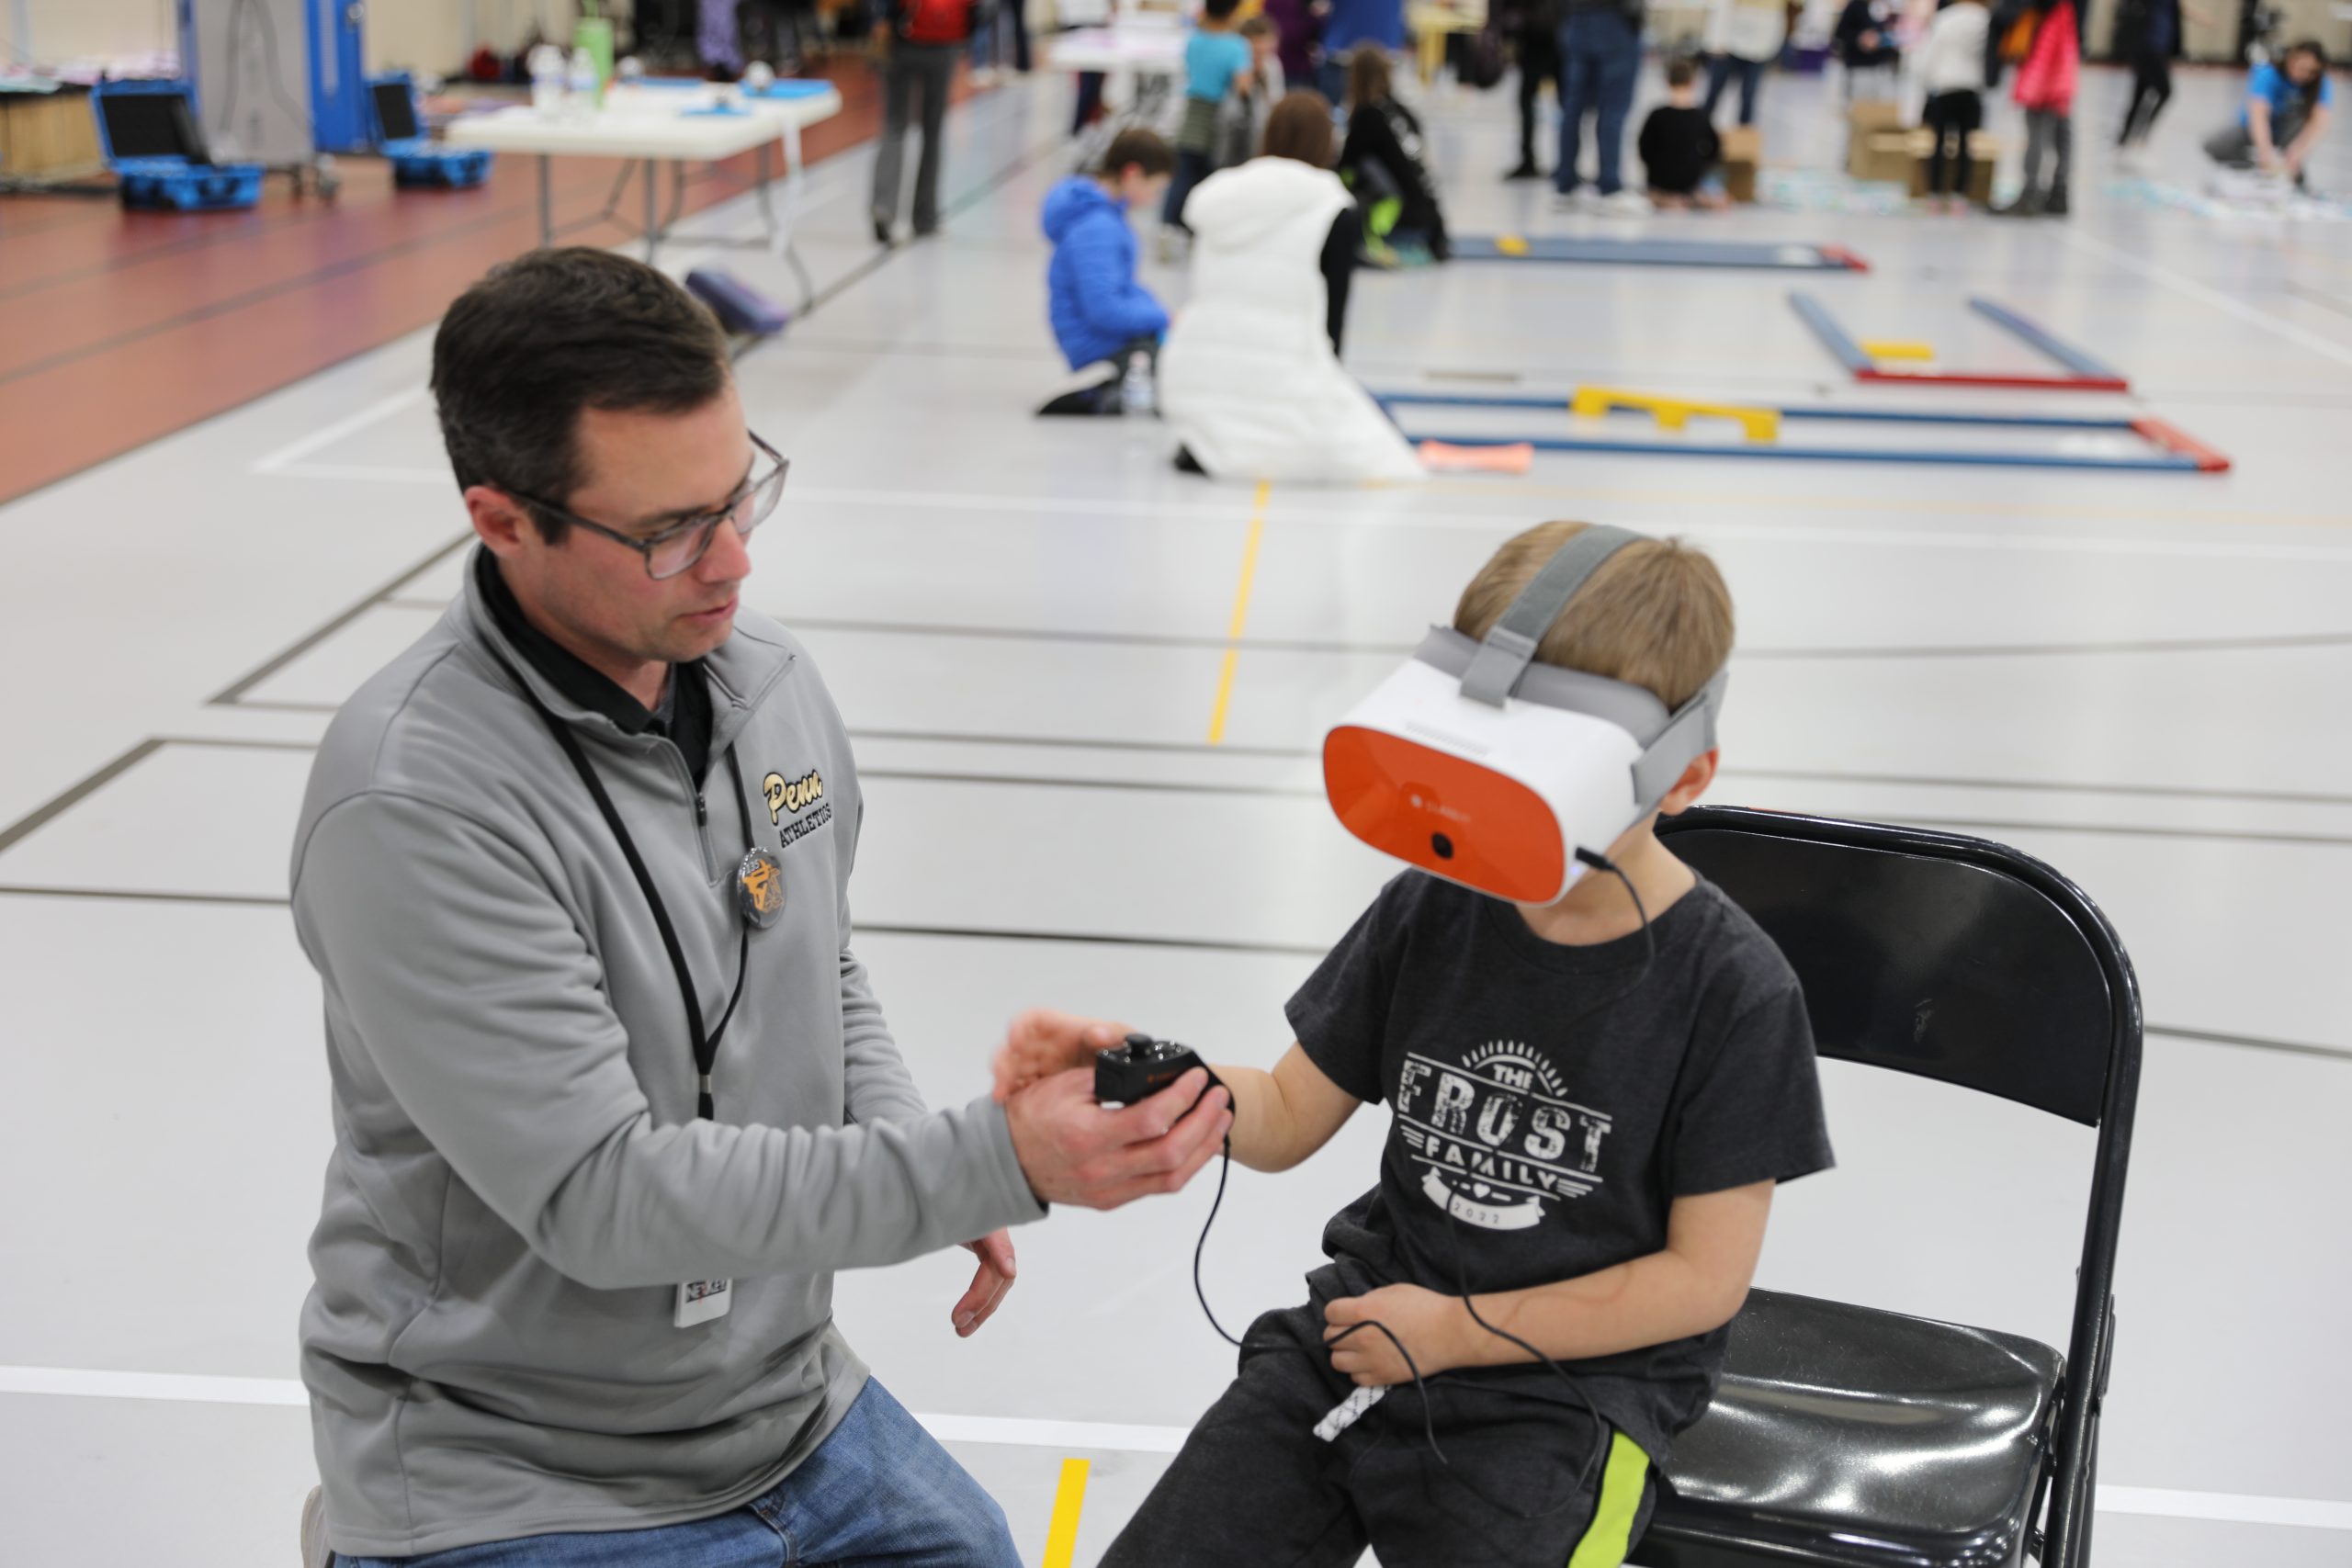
762;769;832;847
1396;1043;1612;1231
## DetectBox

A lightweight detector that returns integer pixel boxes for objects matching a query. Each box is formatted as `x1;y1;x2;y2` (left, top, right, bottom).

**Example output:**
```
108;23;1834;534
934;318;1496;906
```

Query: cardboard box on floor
1852;129;1917;185
1845;99;1906;178
1720;124;1761;203
1906;129;2000;205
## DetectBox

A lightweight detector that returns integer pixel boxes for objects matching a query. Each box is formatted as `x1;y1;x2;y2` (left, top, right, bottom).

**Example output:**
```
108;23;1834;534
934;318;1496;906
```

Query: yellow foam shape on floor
1495;234;1531;256
1569;386;1780;443
1860;338;1936;361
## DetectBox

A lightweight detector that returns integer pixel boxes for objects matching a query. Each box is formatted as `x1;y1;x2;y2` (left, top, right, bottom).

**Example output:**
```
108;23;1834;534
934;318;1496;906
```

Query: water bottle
528;44;567;118
567;46;601;115
1120;351;1155;416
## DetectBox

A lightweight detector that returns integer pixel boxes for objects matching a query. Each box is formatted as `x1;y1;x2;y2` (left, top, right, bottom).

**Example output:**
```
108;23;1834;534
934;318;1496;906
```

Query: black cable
1186;850;1661;1539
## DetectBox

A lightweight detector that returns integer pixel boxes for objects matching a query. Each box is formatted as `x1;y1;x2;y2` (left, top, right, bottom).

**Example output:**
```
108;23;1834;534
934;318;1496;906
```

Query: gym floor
1;57;2348;1568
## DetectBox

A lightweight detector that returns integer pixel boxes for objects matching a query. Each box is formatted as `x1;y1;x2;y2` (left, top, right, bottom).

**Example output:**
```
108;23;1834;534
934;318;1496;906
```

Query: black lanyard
491;648;755;1121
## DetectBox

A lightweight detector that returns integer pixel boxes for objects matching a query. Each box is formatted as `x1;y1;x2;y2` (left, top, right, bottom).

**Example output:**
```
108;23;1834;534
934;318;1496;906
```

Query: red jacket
2012;0;2079;111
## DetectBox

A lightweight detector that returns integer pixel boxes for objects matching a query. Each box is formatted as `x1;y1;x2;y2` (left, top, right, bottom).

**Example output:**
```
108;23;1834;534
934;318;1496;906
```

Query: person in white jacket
1702;0;1788;126
1916;0;1989;210
1159;91;1424;486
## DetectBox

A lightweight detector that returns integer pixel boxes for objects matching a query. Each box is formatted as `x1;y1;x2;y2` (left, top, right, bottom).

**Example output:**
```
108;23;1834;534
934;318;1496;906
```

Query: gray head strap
1457;525;1643;708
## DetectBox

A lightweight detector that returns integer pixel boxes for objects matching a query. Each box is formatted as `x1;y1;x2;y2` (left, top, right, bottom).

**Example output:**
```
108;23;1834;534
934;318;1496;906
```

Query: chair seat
1641;1289;2064;1568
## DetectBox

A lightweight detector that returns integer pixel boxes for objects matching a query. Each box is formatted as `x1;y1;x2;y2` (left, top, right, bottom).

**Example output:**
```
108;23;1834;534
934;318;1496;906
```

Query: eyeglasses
500;434;789;581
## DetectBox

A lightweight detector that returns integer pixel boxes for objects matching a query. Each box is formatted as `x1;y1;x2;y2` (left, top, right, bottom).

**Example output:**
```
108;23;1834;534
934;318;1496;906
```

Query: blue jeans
337;1382;1020;1568
1704;52;1763;126
1556;8;1641;194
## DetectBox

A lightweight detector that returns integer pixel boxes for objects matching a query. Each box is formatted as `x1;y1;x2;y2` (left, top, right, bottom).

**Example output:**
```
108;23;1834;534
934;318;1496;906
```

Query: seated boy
1640;58;1728;209
1038;129;1175;416
999;521;1833;1567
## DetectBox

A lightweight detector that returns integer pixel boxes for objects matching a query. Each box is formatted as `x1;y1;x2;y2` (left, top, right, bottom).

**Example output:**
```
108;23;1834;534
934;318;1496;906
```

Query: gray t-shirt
1286;870;1834;1465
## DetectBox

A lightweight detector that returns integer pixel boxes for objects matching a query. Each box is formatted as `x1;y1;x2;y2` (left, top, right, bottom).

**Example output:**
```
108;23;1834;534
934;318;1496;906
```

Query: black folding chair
1642;807;2141;1568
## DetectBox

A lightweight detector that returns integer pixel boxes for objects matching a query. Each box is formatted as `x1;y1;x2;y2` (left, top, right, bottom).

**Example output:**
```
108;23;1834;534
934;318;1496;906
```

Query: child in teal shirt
1162;0;1256;235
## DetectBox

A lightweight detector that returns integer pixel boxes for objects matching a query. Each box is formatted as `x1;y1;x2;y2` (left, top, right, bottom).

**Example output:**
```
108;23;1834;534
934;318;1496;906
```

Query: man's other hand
1004;1066;1231;1209
953;1230;1017;1337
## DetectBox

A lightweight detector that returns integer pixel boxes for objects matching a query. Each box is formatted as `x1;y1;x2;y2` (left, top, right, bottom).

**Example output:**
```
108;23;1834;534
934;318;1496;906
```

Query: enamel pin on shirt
737;846;785;929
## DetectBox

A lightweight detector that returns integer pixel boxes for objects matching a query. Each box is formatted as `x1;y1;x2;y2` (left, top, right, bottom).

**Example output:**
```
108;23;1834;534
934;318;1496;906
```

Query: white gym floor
2;58;2349;1568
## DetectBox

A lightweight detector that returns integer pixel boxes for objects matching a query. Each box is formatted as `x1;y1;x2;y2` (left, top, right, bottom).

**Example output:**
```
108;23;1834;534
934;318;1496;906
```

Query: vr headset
1322;525;1727;904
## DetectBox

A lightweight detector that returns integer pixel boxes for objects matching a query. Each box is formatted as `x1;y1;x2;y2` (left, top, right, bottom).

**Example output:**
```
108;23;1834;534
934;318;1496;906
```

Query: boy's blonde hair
1453;522;1733;709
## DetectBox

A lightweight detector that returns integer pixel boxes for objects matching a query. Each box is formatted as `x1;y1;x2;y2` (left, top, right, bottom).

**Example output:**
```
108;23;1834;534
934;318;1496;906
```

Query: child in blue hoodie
1039;129;1176;417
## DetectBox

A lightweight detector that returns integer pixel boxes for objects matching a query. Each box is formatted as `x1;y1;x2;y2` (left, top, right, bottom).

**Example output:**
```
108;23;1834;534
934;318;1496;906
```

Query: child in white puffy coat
1160;92;1424;486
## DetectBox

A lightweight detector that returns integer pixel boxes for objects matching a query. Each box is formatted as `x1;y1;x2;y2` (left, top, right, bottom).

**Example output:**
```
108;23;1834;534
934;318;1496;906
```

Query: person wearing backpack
869;0;972;243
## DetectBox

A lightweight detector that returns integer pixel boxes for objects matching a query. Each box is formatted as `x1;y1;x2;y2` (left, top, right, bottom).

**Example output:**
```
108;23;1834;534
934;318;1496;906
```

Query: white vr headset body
1322;525;1728;905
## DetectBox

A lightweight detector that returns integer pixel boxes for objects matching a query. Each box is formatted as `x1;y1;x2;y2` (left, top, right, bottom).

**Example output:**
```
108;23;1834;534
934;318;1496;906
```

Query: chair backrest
369;75;423;143
1657;805;2142;1568
1658;807;2124;1124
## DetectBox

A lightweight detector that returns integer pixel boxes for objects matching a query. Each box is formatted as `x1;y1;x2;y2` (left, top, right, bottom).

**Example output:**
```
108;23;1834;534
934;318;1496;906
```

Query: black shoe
1036;374;1124;417
872;217;893;245
1504;159;1542;181
1173;445;1206;475
2042;186;2069;216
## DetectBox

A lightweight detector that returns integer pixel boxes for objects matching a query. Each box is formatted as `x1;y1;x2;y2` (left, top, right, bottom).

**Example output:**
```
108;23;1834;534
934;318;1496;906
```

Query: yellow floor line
1041;1456;1091;1568
1205;480;1271;745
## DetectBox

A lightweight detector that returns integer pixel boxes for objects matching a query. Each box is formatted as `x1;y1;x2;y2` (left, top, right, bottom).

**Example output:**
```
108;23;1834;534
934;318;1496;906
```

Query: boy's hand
991;1007;1135;1102
1322;1284;1472;1386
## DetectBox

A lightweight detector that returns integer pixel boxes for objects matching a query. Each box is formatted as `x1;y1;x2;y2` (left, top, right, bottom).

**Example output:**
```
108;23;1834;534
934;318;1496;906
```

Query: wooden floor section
0;62;956;508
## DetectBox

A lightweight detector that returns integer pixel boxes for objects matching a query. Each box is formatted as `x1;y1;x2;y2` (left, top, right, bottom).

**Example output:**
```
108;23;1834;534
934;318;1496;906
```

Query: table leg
774;125;815;311
537;153;552;247
644;159;660;264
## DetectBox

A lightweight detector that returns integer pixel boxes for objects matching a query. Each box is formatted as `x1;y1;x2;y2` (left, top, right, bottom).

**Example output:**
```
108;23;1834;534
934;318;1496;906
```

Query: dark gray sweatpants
1101;1300;1656;1568
871;41;958;234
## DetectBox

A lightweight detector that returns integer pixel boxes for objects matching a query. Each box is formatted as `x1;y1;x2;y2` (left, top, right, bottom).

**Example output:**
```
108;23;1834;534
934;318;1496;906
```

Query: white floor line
3;1364;2345;1528
249;388;431;476
2065;229;2352;375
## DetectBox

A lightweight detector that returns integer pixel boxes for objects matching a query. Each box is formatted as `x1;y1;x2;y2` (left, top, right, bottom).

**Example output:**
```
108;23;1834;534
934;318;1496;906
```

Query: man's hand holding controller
995;1009;1232;1209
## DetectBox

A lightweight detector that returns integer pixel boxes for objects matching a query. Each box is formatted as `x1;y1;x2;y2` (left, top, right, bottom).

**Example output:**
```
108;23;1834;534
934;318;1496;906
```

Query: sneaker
1597;188;1652;216
300;1485;330;1568
2042;186;2069;216
871;216;893;245
1504;159;1542;181
971;66;1001;87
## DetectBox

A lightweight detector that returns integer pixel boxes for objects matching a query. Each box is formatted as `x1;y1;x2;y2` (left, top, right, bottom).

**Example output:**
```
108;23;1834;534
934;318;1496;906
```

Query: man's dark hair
1666;56;1697;88
1204;0;1243;22
1100;126;1176;179
432;248;732;543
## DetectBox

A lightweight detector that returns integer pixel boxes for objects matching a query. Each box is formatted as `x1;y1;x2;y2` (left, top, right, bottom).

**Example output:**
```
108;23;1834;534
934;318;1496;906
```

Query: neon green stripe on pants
1566;1432;1651;1568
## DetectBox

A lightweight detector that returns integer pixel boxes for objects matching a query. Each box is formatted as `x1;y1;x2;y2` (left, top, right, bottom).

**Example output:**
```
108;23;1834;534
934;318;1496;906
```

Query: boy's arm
1069;216;1170;343
1215;1043;1363;1172
1323;1182;1773;1384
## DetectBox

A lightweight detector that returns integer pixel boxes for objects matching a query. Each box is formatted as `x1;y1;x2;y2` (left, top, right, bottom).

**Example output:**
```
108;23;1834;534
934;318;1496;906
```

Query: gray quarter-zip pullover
292;551;1044;1557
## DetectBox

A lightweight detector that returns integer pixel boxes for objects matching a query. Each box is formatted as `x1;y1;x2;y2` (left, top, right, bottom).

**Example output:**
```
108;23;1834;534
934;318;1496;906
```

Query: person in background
1917;0;1989;210
1158;92;1421;483
1504;0;1564;178
869;0;971;243
1261;0;1323;90
1702;0;1786;127
1832;0;1902;92
1997;0;2077;217
1222;17;1288;169
2113;0;2212;164
1639;56;1726;208
1317;0;1408;102
1039;130;1177;416
1555;0;1650;211
1162;0;1257;245
1339;45;1453;261
2204;39;2334;186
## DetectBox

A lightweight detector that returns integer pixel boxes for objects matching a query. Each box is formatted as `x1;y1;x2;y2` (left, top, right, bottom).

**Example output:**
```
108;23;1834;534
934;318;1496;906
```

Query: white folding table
446;84;843;304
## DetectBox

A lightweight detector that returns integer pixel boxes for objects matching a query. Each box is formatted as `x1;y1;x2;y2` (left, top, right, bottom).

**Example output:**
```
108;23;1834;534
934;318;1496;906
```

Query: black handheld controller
1093;1032;1222;1106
